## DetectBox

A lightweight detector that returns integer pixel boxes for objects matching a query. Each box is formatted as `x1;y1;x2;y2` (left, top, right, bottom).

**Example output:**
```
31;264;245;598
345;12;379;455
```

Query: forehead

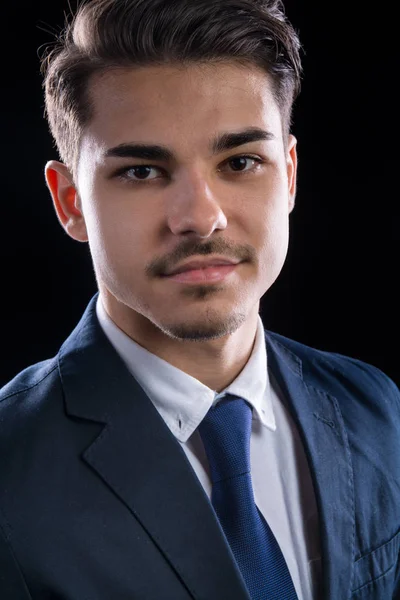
83;62;282;154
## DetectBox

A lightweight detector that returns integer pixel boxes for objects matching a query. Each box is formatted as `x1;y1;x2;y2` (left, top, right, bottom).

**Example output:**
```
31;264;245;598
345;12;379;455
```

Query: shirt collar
96;295;276;442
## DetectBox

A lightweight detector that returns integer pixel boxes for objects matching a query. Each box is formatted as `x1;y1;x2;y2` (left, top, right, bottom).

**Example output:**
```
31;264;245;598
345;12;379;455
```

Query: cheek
255;199;290;281
82;198;147;279
251;180;290;244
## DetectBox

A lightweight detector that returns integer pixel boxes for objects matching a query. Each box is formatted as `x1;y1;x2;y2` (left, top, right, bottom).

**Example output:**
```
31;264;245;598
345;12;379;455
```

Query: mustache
146;239;256;277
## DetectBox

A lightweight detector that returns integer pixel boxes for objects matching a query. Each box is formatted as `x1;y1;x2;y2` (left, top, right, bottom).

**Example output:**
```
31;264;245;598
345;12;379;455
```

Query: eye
113;154;265;184
117;165;161;182
222;155;264;173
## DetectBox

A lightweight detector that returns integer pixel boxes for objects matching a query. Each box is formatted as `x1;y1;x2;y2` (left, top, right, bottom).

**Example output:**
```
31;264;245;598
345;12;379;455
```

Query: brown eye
113;154;264;185
228;156;256;171
122;165;161;181
223;155;264;174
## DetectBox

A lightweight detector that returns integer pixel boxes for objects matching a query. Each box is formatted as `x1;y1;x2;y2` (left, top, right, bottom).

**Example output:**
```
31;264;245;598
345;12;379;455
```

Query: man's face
71;62;297;342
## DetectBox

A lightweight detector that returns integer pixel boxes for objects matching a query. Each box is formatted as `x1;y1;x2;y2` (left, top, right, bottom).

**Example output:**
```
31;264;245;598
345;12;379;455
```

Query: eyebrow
104;127;276;162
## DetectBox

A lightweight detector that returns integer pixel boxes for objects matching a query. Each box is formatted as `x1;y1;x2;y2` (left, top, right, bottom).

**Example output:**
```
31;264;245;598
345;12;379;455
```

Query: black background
1;1;399;387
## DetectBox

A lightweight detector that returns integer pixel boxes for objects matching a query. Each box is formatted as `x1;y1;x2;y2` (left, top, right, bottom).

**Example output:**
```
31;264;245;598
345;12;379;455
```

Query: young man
0;0;399;598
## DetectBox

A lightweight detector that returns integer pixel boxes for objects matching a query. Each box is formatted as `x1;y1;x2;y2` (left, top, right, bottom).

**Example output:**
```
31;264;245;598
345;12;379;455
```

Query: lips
166;264;238;284
164;258;241;276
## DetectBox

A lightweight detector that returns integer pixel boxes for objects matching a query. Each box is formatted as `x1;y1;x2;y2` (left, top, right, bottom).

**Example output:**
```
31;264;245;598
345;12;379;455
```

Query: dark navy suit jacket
0;293;399;599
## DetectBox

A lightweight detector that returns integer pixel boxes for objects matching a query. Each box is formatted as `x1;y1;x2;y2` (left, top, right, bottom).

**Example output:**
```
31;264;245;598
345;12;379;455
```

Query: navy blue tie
197;394;298;600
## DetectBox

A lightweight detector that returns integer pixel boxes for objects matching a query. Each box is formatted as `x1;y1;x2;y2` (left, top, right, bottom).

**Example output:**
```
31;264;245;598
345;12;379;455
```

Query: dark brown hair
41;0;302;177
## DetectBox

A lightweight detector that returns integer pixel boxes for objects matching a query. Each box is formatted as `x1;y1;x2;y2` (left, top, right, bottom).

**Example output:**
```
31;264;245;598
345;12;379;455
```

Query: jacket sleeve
0;517;32;600
394;550;400;599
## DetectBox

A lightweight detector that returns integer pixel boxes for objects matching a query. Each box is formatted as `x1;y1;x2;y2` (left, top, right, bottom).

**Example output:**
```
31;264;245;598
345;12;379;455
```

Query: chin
154;308;248;342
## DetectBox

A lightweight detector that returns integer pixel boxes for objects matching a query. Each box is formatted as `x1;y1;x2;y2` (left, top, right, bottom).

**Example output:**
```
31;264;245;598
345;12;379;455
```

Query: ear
286;134;298;214
44;161;88;242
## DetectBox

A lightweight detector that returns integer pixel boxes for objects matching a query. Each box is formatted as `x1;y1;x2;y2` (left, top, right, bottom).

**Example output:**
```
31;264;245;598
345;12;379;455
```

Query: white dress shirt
96;296;321;599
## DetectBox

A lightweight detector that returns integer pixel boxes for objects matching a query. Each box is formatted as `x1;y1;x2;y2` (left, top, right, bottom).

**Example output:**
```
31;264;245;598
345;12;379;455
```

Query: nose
166;170;228;238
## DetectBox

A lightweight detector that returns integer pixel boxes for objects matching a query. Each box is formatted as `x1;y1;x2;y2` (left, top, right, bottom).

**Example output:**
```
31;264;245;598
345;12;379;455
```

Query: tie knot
197;395;253;483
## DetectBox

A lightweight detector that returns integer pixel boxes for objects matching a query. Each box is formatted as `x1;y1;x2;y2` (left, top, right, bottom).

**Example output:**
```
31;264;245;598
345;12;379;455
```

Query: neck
99;289;259;392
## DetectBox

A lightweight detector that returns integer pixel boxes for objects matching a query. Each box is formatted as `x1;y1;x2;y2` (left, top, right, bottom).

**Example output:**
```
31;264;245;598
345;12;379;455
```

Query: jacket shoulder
0;358;60;431
0;358;58;402
266;330;399;400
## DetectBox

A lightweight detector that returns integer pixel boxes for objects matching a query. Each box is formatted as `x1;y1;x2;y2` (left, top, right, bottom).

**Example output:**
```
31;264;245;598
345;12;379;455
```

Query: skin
45;62;297;392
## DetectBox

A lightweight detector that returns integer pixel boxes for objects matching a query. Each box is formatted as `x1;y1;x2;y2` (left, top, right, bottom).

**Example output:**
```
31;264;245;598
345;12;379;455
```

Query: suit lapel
266;333;355;600
58;294;355;599
59;295;250;600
